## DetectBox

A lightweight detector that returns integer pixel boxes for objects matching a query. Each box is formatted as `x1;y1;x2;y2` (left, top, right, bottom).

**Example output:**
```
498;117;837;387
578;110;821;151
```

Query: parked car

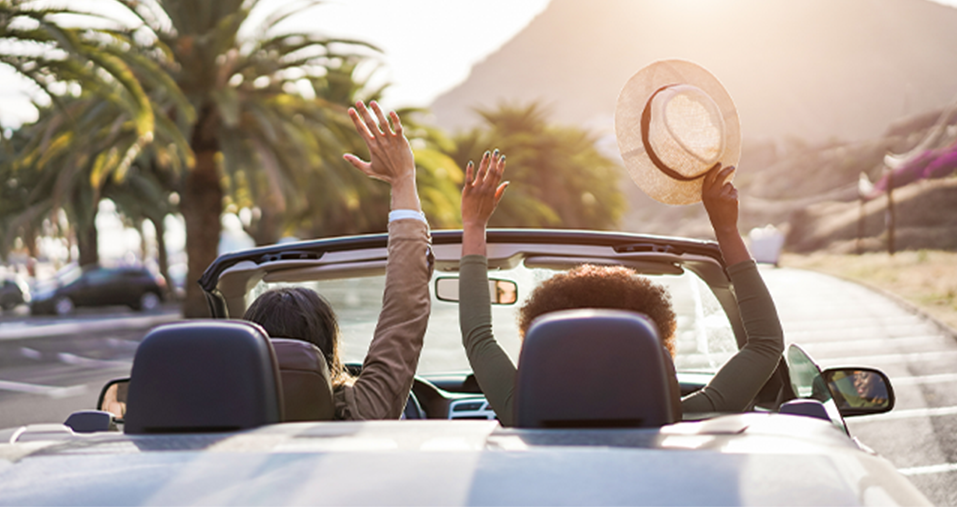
29;265;166;316
0;274;30;311
0;230;930;505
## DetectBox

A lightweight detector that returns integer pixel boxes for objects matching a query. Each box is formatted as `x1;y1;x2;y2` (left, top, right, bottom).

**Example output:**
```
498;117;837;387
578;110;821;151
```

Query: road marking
898;463;957;476
855;405;957;421
817;349;957;366
0;380;88;398
57;353;130;368
19;347;42;360
794;335;949;353
892;373;957;385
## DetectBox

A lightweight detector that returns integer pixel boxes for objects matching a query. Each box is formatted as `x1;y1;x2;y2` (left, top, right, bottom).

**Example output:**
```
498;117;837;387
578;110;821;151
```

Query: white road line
892;373;957;385
898;463;957;476
856;405;957;421
19;347;42;360
794;335;949;353
57;353;130;369
817;349;957;366
0;380;88;398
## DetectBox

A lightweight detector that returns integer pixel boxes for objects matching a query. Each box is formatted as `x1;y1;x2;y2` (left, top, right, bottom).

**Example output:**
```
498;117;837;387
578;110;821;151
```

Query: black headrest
272;338;335;421
514;309;675;429
124;320;283;434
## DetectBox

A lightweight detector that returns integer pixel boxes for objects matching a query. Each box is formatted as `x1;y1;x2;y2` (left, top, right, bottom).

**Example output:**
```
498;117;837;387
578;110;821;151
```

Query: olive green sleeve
681;260;785;413
459;254;517;426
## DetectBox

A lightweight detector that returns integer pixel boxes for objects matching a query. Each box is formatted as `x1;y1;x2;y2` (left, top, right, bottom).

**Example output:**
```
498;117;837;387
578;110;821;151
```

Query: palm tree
1;79;192;268
1;0;192;269
0;0;161;148
111;0;389;316
448;102;625;230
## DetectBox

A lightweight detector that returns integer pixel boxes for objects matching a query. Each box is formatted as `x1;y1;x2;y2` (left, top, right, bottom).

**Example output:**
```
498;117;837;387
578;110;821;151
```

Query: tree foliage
447;102;624;229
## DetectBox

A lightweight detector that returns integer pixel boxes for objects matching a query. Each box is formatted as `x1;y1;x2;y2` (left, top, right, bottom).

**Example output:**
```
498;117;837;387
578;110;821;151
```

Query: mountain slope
431;0;957;145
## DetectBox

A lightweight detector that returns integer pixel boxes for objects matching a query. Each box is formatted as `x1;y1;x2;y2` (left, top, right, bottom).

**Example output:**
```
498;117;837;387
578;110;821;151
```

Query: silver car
0;229;930;505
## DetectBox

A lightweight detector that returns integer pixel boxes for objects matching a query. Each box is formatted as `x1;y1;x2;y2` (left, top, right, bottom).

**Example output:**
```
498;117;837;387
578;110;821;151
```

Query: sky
0;0;551;128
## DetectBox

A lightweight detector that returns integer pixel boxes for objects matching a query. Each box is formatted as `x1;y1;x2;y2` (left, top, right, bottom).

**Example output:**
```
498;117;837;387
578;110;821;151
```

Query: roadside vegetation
0;0;623;317
782;250;957;331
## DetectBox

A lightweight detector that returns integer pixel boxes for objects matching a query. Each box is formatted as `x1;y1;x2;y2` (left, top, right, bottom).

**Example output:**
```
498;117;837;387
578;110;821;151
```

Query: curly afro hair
518;264;677;356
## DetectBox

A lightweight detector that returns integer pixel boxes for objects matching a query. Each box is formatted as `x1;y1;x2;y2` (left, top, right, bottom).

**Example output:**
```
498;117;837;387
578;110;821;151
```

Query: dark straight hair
243;286;350;387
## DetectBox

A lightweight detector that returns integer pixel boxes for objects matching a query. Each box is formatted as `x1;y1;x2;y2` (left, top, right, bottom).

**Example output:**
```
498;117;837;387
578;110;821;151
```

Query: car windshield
249;263;737;375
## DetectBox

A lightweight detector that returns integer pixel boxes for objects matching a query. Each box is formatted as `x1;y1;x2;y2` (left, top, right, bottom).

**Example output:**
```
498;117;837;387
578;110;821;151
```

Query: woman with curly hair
458;151;784;426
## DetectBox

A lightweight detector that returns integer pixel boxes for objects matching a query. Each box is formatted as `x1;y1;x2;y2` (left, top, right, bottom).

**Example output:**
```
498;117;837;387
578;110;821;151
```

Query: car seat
514;309;675;428
271;338;336;421
124;320;284;434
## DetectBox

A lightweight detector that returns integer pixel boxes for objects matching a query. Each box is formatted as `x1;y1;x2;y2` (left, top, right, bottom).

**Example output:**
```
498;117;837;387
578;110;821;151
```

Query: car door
78;269;117;307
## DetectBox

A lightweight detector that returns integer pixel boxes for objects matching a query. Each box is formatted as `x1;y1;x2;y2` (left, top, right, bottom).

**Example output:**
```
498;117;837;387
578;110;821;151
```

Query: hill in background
430;0;957;252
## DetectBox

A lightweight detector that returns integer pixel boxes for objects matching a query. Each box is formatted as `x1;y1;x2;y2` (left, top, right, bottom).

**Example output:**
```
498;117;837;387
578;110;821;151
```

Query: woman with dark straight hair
244;101;433;421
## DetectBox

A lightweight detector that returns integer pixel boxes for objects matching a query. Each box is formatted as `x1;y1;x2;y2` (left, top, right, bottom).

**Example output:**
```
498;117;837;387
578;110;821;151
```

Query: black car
0;275;30;311
30;265;166;316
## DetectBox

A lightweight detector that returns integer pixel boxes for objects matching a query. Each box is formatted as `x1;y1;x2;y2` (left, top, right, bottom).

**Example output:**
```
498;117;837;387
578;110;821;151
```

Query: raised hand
461;150;507;256
702;164;738;234
702;164;750;266
343;100;419;210
462;150;508;227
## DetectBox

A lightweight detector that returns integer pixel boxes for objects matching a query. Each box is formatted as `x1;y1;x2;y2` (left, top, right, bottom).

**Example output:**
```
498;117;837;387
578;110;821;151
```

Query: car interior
76;230;897;435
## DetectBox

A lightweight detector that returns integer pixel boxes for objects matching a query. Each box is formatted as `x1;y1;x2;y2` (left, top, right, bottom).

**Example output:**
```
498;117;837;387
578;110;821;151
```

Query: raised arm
339;101;432;420
701;165;750;266
462;150;509;256
459;151;517;425
681;165;785;414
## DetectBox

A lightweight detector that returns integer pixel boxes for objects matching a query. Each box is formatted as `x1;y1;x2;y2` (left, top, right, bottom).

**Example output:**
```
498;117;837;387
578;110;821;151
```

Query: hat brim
615;60;741;205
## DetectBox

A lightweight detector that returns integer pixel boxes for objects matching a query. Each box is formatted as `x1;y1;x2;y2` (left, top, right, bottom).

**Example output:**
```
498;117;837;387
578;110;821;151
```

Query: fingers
355;101;382;137
465;149;505;190
347;107;374;141
370;101;392;135
465;161;474;186
389;110;403;136
494;182;509;205
343;153;371;174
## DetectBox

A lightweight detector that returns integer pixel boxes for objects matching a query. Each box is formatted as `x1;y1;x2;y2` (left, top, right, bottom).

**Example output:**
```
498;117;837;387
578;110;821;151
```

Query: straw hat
615;59;740;205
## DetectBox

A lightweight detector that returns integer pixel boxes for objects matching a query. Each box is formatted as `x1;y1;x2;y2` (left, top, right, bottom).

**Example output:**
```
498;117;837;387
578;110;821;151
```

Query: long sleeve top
333;218;433;420
459;255;784;426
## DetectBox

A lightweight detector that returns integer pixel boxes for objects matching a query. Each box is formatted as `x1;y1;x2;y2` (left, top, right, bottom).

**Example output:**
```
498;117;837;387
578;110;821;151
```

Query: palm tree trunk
181;148;222;318
149;214;172;299
77;221;99;268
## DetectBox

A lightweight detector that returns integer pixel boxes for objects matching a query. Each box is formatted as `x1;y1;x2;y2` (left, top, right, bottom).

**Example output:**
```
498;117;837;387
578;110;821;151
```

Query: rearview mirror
435;277;518;305
97;378;129;422
822;367;895;417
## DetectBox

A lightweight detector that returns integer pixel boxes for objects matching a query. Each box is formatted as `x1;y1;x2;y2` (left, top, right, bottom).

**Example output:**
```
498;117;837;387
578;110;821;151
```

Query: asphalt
761;266;957;506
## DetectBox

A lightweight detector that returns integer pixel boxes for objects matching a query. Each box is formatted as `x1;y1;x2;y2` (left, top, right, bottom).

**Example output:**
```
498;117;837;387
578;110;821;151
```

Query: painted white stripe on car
0;380;88;398
898;462;957;476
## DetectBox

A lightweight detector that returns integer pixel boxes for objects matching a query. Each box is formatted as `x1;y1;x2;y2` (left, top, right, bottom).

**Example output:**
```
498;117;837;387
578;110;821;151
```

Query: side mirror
822;367;895;417
435;277;518;305
97;378;129;422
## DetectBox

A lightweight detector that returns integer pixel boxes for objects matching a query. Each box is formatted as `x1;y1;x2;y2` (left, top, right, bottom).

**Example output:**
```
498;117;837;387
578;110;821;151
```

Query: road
1;270;955;503
0;307;180;429
762;267;957;506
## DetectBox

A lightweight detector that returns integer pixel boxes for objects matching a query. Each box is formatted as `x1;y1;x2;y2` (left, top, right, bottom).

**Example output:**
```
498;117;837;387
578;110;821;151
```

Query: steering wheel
344;362;428;419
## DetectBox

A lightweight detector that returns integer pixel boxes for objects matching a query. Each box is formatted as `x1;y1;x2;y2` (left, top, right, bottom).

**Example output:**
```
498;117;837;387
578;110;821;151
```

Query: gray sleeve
681;260;785;413
459;254;517;426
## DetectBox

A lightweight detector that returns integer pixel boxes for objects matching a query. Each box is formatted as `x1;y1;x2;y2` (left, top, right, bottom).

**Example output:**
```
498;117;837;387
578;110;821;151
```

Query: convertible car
0;229;930;505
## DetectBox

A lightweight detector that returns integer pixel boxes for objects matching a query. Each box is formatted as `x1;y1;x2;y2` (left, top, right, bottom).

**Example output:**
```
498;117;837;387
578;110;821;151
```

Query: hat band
641;85;710;182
